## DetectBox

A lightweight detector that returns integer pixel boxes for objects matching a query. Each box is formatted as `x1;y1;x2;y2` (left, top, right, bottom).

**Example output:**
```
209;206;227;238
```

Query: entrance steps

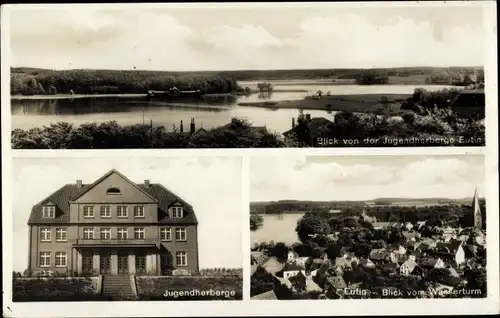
102;275;136;300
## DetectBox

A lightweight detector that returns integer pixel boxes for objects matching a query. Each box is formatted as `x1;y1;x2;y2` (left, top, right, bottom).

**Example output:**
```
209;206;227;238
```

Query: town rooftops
251;289;278;300
283;116;333;137
369;248;391;261
28;169;197;225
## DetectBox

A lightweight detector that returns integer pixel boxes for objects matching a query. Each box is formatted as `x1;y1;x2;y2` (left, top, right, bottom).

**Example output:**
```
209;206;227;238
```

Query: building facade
27;169;199;276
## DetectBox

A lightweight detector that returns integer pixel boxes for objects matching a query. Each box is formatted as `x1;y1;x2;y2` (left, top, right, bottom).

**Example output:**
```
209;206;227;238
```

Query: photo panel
5;2;491;149
250;155;488;300
9;156;243;302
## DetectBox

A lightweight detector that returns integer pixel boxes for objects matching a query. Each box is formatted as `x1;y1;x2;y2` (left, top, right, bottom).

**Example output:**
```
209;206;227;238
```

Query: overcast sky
251;155;485;202
11;156;242;272
7;2;486;70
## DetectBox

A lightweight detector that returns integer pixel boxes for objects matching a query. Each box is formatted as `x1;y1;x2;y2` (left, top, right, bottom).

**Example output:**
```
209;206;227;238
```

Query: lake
11;80;454;132
250;213;305;246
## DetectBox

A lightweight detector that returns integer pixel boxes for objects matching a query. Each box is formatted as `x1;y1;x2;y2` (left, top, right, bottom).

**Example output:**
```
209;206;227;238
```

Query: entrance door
118;254;129;274
82;255;93;273
136;254;146;274
100;253;111;274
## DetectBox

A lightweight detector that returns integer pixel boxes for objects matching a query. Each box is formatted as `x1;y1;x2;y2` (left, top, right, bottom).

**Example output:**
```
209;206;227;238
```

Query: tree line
10;68;242;95
11;118;287;149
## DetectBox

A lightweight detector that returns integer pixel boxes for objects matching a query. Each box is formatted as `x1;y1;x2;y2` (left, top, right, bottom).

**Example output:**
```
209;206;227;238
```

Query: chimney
190;118;196;134
305;113;311;122
144;180;150;188
292;117;296;128
76;180;82;188
180;120;184;133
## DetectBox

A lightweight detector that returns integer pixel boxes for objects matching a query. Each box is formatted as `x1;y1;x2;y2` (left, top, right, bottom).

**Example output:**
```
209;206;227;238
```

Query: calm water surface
11;81;453;132
251;213;305;246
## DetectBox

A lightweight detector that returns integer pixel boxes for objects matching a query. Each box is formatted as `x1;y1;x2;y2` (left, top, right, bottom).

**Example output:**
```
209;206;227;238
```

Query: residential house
277;262;303;279
251;290;278;300
400;259;417;276
388;244;407;255
434;241;465;266
358;258;375;269
27;169;199;276
369;249;392;263
251;251;266;265
282;115;334;146
421;257;446;269
287;250;299;263
262;257;284;275
295;256;310;268
404;222;414;231
288;271;307;292
409;251;422;262
305;276;323;292
402;231;420;243
273;274;294;290
361;210;377;223
326;275;347;291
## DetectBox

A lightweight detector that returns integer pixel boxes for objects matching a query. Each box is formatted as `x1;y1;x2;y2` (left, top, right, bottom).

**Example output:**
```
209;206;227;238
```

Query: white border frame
2;1;498;317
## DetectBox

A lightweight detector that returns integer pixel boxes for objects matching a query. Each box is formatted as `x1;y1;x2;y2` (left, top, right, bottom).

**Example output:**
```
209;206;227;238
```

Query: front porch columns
156;253;161;275
110;249;118;275
128;253;136;274
146;252;157;274
76;250;83;274
92;250;100;274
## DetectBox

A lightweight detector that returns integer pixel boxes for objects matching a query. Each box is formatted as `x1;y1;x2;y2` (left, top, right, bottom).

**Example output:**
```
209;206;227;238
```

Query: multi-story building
27;169;199;276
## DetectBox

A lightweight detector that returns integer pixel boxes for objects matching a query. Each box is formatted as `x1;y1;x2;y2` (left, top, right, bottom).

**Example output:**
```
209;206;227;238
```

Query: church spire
472;185;482;230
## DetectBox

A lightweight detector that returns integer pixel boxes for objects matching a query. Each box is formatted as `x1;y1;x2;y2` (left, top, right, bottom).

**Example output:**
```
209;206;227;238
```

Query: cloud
11;157;242;271
8;6;485;70
251;156;485;201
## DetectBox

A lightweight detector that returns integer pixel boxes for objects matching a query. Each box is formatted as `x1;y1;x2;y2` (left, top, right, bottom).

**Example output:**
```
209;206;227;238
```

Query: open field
238;93;411;115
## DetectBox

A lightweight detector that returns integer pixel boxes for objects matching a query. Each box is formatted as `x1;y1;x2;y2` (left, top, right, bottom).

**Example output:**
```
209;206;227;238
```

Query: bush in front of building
12;277;105;302
135;276;243;300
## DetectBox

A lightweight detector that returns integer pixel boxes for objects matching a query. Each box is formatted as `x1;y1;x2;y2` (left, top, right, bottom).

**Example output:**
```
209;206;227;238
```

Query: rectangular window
100;228;111;240
175;228;187;241
40;252;51;267
172;206;183;218
40;228;51;242
117;206;128;218
56;228;67;242
55;252;67;267
117;228;128;239
134;228;145;239
83;228;94;239
83;206;94;218
42;206;55;218
160;228;171;241
134;206;145;218
100;206;111;218
176;252;187;266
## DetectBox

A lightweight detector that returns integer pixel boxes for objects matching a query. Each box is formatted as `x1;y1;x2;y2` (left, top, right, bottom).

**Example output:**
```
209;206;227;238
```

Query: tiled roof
283;117;333;136
28;182;197;225
251;290;277;300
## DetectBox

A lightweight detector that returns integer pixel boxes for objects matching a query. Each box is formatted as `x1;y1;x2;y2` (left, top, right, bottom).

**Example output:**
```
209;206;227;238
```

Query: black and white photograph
6;2;488;148
250;155;487;300
9;156;243;302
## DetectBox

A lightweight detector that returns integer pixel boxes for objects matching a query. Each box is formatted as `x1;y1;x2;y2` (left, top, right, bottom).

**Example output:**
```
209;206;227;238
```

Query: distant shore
238;93;411;114
10;89;309;100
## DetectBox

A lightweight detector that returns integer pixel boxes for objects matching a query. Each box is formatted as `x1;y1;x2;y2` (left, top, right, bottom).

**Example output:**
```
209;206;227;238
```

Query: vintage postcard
1;1;499;318
3;2;494;149
250;154;490;300
7;156;243;302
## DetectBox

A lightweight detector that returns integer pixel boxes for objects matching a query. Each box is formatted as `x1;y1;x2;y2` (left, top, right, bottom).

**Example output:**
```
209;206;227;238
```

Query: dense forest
10;66;483;95
10;68;242;96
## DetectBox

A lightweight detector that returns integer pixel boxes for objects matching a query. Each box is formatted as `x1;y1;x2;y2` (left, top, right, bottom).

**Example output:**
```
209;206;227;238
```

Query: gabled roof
251;290;277;300
69;169;158;203
28;171;197;225
283;117;333;136
282;262;303;272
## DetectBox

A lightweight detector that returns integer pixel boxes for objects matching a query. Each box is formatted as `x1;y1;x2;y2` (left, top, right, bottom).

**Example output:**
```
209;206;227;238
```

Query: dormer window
42;206;55;218
106;187;122;195
172;206;183;218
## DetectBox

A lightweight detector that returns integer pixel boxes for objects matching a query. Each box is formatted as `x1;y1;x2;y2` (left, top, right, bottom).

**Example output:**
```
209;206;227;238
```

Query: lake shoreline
10;89;309;101
238;93;411;115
